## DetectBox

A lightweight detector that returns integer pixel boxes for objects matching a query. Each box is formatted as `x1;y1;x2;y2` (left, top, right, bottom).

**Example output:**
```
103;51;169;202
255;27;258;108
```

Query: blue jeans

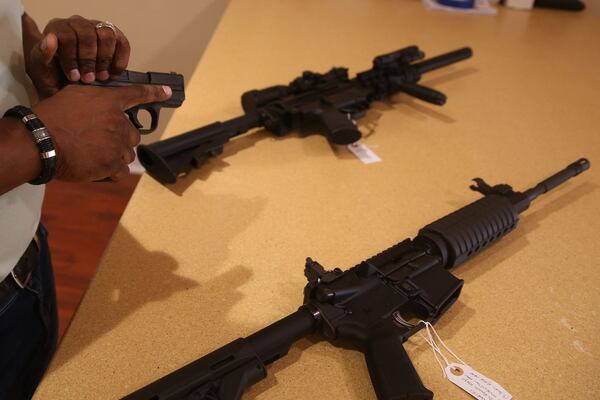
0;225;58;399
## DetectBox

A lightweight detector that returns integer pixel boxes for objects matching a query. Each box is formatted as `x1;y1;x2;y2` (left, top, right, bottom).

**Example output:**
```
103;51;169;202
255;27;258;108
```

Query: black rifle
122;158;589;400
137;45;472;184
69;70;185;134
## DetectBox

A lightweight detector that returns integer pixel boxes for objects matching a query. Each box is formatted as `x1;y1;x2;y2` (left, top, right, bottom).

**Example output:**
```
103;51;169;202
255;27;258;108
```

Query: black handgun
72;70;185;134
122;158;590;399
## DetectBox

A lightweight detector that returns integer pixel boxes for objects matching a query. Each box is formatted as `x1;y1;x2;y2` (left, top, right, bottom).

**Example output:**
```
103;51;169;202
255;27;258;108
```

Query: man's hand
32;84;171;182
23;14;130;99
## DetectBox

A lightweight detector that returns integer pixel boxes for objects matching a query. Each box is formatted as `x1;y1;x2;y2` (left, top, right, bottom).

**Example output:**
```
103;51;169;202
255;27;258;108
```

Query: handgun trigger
145;105;161;134
125;108;144;130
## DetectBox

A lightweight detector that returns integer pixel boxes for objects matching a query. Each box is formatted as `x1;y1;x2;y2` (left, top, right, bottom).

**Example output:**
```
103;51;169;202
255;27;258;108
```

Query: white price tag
416;321;513;400
347;143;381;164
445;363;512;400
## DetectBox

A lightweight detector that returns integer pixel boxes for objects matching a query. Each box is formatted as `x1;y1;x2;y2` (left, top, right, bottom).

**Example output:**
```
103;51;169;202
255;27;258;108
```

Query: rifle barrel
524;158;590;202
414;47;473;74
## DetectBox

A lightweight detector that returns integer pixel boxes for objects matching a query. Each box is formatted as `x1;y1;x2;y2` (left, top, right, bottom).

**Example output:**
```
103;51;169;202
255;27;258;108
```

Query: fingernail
40;36;48;51
162;85;172;96
82;72;95;83
68;69;80;81
97;71;109;81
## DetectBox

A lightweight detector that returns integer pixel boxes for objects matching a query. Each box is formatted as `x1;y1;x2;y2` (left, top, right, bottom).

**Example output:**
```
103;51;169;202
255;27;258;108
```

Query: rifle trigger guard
392;311;416;328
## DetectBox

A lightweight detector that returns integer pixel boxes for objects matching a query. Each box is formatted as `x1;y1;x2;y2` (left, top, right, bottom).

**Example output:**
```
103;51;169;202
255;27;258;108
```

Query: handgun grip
364;333;433;400
315;106;362;145
126;104;160;134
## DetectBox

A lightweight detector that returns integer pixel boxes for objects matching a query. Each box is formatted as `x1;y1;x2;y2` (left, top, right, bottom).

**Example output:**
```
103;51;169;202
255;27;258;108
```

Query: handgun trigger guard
126;105;160;134
125;107;143;130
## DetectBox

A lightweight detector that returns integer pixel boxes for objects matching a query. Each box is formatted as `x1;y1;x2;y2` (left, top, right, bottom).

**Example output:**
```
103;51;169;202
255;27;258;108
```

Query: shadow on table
116;263;256;397
46;227;195;373
47;188;266;374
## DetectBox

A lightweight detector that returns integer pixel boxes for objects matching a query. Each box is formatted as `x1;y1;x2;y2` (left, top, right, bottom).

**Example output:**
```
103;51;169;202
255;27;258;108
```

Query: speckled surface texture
34;1;600;399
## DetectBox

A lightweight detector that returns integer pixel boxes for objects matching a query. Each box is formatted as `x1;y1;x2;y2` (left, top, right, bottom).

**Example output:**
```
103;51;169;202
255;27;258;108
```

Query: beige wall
586;0;600;14
22;0;230;142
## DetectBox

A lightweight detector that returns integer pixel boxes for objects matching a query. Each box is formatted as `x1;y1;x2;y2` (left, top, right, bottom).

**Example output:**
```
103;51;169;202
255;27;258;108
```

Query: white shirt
0;0;44;282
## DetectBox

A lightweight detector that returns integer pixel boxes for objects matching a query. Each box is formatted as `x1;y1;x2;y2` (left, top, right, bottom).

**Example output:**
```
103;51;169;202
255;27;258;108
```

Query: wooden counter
34;1;600;399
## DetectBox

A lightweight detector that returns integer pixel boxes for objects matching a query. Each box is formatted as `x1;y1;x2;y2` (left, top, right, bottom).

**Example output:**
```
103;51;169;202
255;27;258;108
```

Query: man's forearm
0;117;42;194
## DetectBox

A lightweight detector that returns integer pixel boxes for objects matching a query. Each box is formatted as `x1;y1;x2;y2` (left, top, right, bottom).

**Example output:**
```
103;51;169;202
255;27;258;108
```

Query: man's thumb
37;33;58;65
28;33;61;98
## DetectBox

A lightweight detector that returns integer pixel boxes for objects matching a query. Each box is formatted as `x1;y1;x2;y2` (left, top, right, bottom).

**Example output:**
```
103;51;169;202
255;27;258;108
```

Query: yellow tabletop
35;1;600;399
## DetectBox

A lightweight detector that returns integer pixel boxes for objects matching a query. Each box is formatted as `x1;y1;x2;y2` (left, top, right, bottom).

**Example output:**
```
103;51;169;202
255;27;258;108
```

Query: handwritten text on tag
445;363;512;400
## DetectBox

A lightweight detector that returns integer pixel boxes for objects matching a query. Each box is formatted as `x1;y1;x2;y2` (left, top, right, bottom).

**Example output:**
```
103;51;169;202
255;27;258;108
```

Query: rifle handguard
417;195;519;269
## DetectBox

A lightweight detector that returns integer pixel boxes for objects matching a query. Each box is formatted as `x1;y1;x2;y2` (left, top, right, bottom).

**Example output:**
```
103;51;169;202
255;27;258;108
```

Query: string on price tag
418;320;512;400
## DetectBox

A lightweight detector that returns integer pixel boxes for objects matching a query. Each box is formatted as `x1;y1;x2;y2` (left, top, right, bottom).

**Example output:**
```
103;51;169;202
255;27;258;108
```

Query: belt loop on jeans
11;268;32;289
33;232;41;251
8;235;40;289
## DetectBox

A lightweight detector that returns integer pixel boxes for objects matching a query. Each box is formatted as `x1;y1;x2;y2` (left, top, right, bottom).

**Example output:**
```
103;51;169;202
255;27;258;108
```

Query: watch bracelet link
3;105;56;184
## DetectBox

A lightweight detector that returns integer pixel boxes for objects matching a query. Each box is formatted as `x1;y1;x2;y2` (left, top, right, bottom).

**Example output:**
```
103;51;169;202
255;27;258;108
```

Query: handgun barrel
524;158;590;202
414;47;473;74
